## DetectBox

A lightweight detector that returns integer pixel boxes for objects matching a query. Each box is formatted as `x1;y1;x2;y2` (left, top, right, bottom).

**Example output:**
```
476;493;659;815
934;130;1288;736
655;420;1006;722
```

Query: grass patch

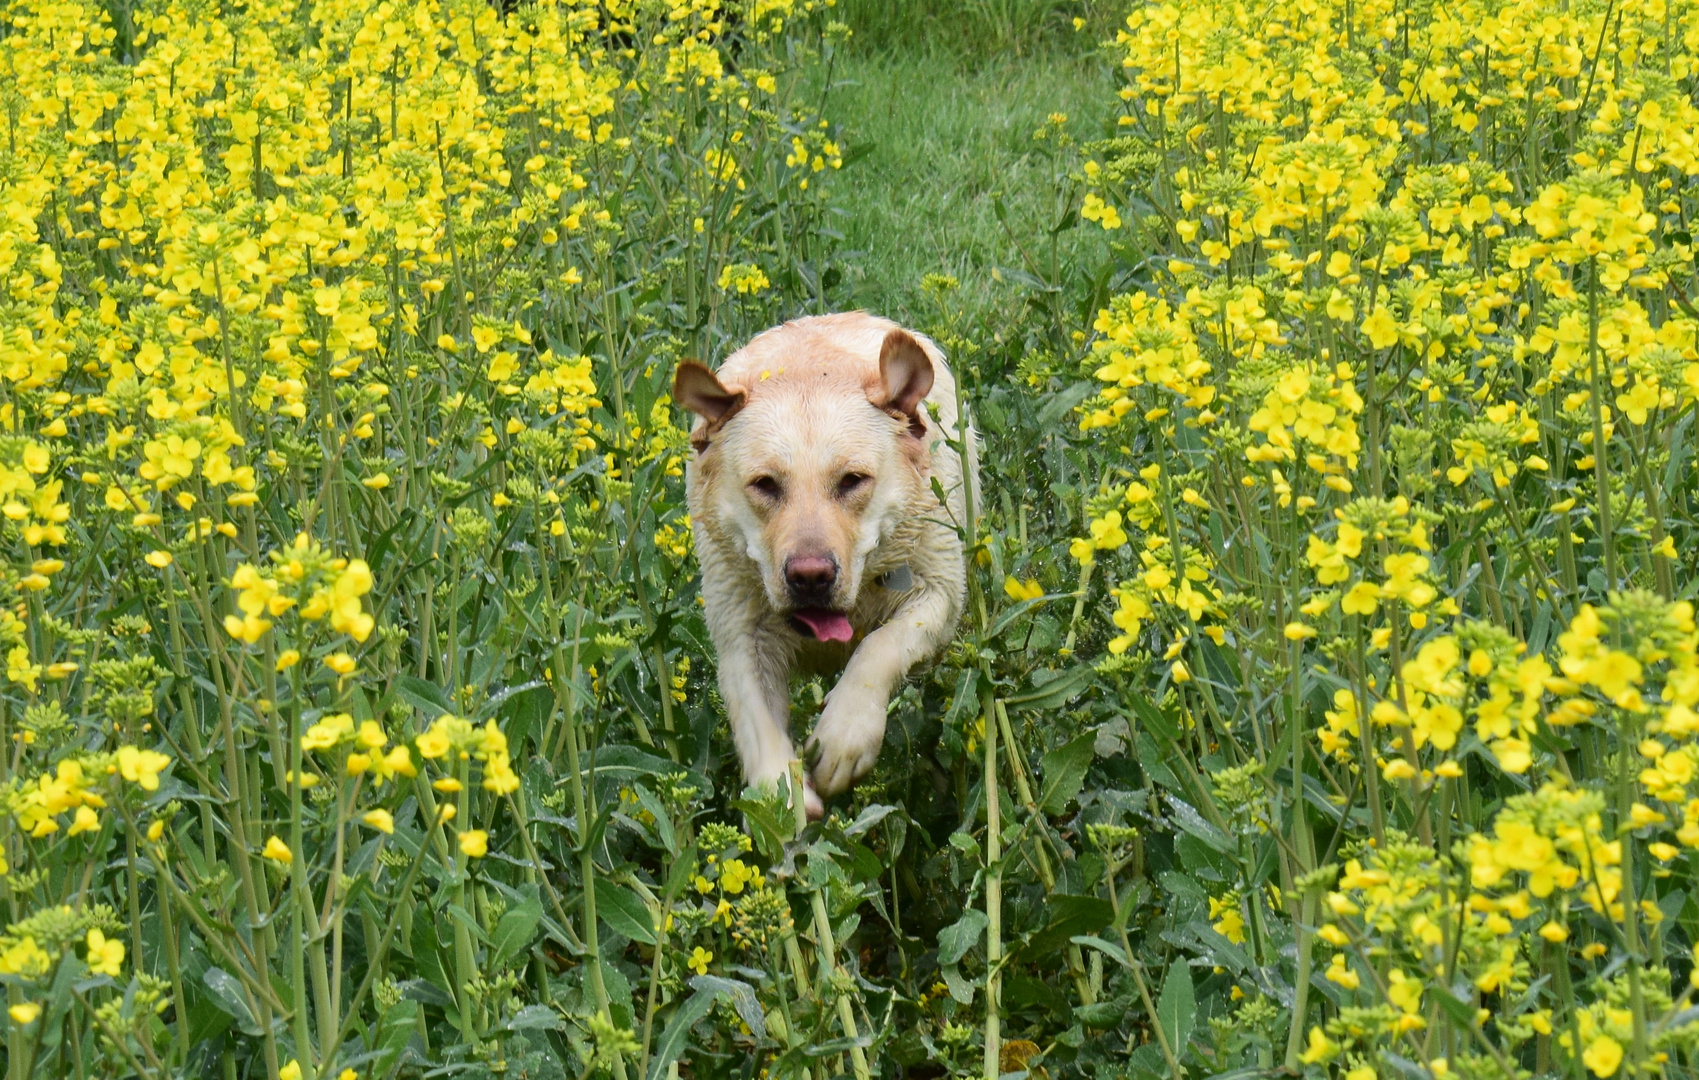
816;44;1114;328
829;0;1090;58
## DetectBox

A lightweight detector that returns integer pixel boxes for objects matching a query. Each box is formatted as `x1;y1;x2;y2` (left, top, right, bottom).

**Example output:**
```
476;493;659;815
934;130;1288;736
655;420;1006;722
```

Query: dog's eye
747;476;782;499
836;472;871;498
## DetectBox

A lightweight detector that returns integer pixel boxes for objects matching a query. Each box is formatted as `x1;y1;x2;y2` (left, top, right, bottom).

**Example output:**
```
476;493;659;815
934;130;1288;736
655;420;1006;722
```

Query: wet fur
679;313;976;812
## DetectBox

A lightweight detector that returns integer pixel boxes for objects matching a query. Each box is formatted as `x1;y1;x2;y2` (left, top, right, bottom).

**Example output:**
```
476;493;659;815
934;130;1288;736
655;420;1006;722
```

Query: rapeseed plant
1063;0;1699;1076
0;0;857;1075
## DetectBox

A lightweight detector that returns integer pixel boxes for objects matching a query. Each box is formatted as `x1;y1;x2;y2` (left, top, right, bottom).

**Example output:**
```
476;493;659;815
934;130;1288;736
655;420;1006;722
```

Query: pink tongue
793;609;853;642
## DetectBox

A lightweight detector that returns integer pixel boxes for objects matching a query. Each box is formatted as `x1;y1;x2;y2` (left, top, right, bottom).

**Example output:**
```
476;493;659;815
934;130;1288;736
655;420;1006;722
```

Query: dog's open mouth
789;608;854;642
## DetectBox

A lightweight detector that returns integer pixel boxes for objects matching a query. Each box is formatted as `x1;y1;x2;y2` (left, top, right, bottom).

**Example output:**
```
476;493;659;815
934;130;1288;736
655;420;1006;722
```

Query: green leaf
941;963;976;1004
1136;732;1182;789
1077;999;1129;1028
1157;962;1195;1056
595;878;656;945
409;914;454;999
489;894;542;968
1038;733;1097;814
731;798;789;859
1005;665;1094;712
395;675;453;719
1429;983;1478;1031
937;908;988;967
688;975;765;1039
1070;934;1130;968
201;967;261;1036
1167;795;1233;853
506;1004;565;1031
843;803;896;837
1037;381;1098;427
647;986;719;1080
1129;692;1181;742
1018;893;1114;959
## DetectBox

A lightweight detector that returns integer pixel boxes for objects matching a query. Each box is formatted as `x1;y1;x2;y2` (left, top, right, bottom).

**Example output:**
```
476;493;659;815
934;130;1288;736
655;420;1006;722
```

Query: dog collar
878;565;914;592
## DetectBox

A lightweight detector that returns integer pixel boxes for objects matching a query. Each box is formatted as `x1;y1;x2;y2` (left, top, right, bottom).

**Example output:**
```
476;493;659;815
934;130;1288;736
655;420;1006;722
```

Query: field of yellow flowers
1059;0;1699;1077
3;0;1699;1075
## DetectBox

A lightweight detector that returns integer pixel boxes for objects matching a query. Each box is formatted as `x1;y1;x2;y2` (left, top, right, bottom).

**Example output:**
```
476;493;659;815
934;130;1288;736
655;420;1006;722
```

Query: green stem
1587;262;1615;591
788;760;870;1080
981;682;1002;1080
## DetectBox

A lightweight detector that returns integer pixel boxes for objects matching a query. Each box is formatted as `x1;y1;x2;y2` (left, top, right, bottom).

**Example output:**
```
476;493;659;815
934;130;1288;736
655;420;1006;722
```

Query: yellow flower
362;809;395;834
370;745;417;786
688;946;713;975
144;550;173;568
1360;307;1400;350
262;836;292;864
325;653;357;675
0;939;49;977
1298;1026;1337;1065
1003;576;1044;602
1340;581;1379;616
279;1061;303;1080
7;1003;39;1025
67;805;100;837
1325;954;1359;988
1583;1035;1623;1078
117;746;171;790
459;829;489;857
1081;193;1123;230
86;928;124;977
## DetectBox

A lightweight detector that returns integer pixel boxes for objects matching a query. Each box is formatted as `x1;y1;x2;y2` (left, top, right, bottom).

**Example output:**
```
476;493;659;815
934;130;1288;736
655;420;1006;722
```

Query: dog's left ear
878;329;934;439
675;361;746;450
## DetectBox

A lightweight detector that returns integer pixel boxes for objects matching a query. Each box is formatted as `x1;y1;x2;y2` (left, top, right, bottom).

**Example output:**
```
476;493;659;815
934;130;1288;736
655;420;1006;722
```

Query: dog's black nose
785;555;837;600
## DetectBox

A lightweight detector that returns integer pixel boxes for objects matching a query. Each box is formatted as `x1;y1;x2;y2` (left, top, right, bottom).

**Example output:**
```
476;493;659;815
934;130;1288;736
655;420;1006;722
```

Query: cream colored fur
679;312;976;816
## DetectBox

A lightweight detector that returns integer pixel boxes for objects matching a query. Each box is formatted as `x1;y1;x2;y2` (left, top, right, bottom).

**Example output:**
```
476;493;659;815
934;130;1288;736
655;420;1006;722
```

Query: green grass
813;40;1116;330
829;0;1089;57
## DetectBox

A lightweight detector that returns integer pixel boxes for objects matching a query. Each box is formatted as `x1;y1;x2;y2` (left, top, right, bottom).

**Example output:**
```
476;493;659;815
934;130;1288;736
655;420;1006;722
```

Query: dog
675;312;975;817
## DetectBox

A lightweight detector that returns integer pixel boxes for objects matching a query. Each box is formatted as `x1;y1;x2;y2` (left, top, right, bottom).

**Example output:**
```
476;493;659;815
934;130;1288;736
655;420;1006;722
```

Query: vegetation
1;0;1698;1077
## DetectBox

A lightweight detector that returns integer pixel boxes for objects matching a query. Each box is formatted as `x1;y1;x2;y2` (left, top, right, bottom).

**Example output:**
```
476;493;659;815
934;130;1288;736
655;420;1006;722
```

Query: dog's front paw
806;686;888;798
748;758;824;821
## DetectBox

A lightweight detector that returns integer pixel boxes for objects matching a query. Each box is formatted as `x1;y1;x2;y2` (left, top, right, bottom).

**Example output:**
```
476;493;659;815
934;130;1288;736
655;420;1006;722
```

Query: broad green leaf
1007;665;1095;712
647;986;719;1080
395;675;454;719
594;878;656;945
937;908;988;967
688;975;765;1039
1070;934;1130;968
1038;733;1097;814
201;967;261;1036
489;894;543;967
1018;893;1114;959
409;915;454;999
1157;962;1195;1056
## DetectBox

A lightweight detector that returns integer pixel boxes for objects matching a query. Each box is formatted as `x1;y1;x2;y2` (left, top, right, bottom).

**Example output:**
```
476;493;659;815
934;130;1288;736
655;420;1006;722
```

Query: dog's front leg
714;619;822;815
807;585;958;796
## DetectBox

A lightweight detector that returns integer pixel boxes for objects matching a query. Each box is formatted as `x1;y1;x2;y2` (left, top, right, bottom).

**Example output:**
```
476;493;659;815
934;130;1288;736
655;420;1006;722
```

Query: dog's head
676;328;934;642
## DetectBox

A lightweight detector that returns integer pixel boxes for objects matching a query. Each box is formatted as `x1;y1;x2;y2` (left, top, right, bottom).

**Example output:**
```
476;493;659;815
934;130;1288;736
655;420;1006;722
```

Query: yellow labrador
675;313;976;816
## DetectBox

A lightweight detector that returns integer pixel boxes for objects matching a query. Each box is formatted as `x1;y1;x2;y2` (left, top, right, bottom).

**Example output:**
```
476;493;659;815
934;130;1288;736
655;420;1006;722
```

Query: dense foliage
4;0;1699;1076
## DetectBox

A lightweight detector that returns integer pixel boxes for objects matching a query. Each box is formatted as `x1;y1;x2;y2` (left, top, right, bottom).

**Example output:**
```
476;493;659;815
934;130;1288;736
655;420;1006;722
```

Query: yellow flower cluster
224;536;374;646
416;714;520;795
1075;0;1699;1072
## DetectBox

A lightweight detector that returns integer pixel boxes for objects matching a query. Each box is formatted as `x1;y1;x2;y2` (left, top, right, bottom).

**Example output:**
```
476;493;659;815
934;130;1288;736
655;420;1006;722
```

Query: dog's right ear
878;329;934;440
674;361;746;450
